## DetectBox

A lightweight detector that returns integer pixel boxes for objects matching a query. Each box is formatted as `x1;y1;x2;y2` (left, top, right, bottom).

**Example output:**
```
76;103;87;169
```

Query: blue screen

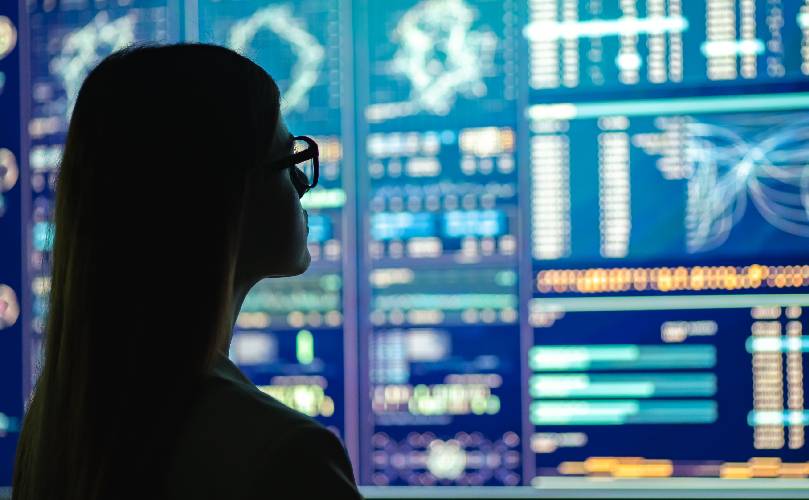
0;0;23;487
354;0;524;485
5;0;809;492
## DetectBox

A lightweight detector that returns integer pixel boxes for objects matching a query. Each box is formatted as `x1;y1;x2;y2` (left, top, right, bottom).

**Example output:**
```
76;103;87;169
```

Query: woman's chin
296;249;312;275
284;248;311;277
262;247;311;278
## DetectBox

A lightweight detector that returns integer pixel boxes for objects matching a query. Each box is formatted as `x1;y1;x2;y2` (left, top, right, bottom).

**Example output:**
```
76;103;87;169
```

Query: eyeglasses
270;135;319;198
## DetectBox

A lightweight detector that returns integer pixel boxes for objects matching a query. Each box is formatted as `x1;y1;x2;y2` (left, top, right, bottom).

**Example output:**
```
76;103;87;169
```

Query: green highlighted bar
301;188;346;209
530;373;717;399
746;336;809;353
531;400;718;425
529;345;716;372
531;294;809;313
296;330;314;365
748;411;809;426
527;92;809;120
374;293;517;310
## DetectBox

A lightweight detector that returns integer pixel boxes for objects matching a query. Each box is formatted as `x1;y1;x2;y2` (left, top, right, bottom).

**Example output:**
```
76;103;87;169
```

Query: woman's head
71;43;310;286
14;43;309;500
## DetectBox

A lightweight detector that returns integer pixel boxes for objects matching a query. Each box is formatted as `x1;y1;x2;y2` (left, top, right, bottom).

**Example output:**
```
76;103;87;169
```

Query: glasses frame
269;135;319;196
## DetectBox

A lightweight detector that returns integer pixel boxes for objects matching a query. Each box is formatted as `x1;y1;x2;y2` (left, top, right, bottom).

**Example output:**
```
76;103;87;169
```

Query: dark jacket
164;354;363;499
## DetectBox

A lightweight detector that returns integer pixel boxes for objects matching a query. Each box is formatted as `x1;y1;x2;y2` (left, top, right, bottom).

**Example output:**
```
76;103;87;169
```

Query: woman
13;44;362;499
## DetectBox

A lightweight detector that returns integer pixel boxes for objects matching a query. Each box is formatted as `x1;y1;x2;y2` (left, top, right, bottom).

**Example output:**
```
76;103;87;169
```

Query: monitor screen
0;0;22;485
3;0;809;494
526;91;809;481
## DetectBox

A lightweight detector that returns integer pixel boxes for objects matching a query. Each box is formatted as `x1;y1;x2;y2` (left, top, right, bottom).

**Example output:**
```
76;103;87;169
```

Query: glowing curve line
685;122;749;252
683;116;809;252
228;5;324;114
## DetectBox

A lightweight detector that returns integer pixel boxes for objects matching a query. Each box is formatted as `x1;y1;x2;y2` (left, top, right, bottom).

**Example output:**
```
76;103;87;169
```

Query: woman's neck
226;276;255;352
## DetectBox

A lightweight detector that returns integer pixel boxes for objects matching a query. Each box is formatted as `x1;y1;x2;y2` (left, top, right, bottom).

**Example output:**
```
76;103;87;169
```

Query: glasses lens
294;139;315;186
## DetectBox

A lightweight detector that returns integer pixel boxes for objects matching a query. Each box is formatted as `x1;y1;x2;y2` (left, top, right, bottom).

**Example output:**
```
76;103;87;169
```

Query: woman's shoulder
164;355;361;499
189;354;322;444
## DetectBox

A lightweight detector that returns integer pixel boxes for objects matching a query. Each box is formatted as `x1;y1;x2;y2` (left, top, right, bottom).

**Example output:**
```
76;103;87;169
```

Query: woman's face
235;116;310;283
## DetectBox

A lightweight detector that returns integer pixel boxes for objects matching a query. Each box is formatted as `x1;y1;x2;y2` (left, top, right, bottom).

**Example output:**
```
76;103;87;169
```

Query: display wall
2;0;809;492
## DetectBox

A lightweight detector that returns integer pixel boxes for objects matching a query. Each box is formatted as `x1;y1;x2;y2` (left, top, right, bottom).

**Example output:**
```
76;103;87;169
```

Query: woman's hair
13;44;281;500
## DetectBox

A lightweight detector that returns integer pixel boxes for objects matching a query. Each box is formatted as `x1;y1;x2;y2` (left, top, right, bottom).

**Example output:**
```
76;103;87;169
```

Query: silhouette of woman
12;44;362;499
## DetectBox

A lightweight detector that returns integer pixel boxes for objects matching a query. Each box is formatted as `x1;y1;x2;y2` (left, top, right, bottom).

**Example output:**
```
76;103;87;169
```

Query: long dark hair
13;44;281;500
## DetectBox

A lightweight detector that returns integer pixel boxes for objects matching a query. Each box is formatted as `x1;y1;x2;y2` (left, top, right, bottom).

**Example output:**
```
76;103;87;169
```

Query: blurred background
1;0;809;496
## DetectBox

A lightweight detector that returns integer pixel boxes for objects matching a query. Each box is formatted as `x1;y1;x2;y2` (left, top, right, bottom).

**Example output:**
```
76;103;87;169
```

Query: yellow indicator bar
537;264;808;294
720;458;809;479
558;457;809;479
558;457;674;478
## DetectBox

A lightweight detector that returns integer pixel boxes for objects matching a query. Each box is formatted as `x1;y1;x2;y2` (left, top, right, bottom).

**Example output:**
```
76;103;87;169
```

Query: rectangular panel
356;0;523;487
530;299;809;482
526;0;809;97
0;0;22;487
528;93;809;263
528;93;809;485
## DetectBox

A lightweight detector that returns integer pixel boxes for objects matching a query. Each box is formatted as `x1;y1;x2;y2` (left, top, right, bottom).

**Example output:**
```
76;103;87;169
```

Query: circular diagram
0;16;16;61
425;439;468;480
0;148;19;192
0;148;19;218
0;285;19;330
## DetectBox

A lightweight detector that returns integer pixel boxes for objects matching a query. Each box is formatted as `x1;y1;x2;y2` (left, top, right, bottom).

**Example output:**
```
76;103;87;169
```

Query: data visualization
199;0;342;129
5;0;809;492
357;0;523;486
0;0;21;484
527;0;809;95
529;297;809;482
199;0;354;443
528;93;809;262
528;92;809;483
363;0;517;125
